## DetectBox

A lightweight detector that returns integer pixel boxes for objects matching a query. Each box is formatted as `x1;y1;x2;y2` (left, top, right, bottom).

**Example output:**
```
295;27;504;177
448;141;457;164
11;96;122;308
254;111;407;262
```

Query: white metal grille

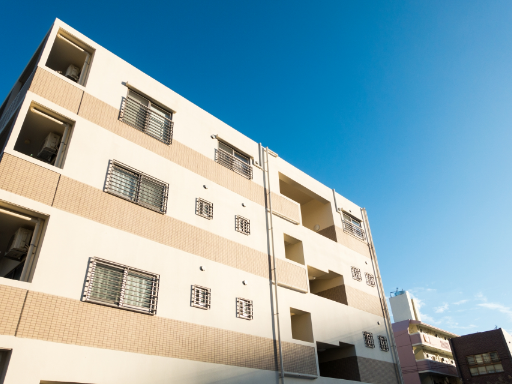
342;213;366;241
191;285;211;310
215;148;253;180
378;336;389;352
363;331;375;348
351;267;362;281
105;160;169;214
365;272;376;287
83;258;159;315
196;198;213;220
235;215;250;235
236;297;253;320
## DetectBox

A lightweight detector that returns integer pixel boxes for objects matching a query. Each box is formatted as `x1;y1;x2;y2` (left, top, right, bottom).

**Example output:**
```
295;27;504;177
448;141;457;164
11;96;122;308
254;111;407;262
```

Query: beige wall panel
276;259;309;292
334;226;371;257
345;285;383;317
29;68;83;114
314;285;348;305
0;153;60;206
0;285;27;336
317;225;338;242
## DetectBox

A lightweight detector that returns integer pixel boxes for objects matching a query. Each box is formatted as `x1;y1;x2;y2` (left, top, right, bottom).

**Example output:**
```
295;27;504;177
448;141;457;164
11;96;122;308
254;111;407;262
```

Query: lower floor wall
319;356;398;384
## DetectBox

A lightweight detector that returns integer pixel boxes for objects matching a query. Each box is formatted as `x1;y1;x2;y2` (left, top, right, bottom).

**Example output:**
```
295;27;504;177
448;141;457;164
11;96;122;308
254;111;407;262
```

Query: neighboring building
390;291;460;384
0;18;402;384
450;328;512;384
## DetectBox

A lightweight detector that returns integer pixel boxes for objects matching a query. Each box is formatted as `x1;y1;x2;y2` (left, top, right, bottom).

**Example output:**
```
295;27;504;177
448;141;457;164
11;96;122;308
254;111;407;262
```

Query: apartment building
450;328;512;384
0;18;401;384
390;291;460;384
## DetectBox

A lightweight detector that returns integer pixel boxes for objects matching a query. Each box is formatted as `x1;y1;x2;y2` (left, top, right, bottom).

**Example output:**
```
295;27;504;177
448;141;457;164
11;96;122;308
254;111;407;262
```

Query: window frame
215;141;253;180
82;257;160;315
105;160;169;214
363;331;375;348
342;212;366;241
191;285;211;310
196;198;213;220
467;352;503;376
235;215;251;235
236;297;254;320
351;266;362;282
378;335;389;352
365;272;376;287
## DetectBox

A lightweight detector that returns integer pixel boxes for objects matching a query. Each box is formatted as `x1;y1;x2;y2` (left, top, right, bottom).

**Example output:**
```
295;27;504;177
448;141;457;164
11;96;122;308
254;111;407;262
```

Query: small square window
196;198;213;219
470;367;479;376
490;352;499;362
235;215;250;235
378;335;389;352
236;297;253;320
467;356;476;365
494;363;504;372
363;331;375;348
365;272;376;287
351;267;362;281
191;285;211;310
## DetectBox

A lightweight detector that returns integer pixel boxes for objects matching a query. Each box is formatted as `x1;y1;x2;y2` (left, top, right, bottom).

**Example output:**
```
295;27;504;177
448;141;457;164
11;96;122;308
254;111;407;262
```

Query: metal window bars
235;215;251;235
365;272;376;287
83;257;159;315
363;331;375;348
236;297;254;320
378;336;389;352
342;213;366;241
105;160;169;214
351;267;362;282
191;285;211;309
215;148;253;180
120;96;174;145
196;198;213;220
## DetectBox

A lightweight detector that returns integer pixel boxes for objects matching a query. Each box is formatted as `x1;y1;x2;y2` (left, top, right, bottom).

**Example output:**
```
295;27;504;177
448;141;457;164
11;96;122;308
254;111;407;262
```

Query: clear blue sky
1;1;511;335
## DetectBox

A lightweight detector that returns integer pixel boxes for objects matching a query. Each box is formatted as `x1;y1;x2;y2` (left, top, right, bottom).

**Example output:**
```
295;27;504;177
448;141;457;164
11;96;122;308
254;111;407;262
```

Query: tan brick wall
334;226;371;257
0;153;60;206
29;67;84;114
345;285;383;317
0;285;27;336
276;258;309;292
0;286;317;375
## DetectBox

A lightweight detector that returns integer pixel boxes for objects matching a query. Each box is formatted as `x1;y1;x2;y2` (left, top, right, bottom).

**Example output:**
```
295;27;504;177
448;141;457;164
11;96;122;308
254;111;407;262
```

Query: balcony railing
342;220;366;241
215;148;253;180
120;97;173;145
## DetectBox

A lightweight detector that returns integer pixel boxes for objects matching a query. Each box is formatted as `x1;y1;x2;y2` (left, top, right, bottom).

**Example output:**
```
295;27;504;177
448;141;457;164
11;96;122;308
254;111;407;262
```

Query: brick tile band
0;285;317;375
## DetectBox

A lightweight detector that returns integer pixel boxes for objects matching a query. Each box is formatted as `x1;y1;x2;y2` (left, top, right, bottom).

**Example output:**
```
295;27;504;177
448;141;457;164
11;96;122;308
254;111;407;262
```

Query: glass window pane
128;90;149;106
147;104;171;142
234;151;249;164
90;264;124;304
486;365;495;373
111;167;138;200
467;356;476;365
483;353;491;363
139;178;164;209
490;352;499;362
219;142;233;155
494;364;504;372
475;355;484;364
478;366;487;374
470;367;479;376
124;272;153;309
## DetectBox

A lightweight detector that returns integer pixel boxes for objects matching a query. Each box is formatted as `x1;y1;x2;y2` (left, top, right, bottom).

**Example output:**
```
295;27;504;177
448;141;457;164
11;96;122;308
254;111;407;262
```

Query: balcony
416;359;458;377
120;97;174;145
342;218;366;241
411;332;452;353
215;148;253;180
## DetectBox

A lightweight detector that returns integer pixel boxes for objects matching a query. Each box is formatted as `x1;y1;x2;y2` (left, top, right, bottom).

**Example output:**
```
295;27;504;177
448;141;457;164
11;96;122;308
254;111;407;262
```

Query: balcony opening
317;342;360;381
216;140;253;180
290;307;314;343
308;266;347;304
46;30;94;86
279;173;335;239
14;104;74;168
0;349;12;383
0;205;46;282
284;234;304;265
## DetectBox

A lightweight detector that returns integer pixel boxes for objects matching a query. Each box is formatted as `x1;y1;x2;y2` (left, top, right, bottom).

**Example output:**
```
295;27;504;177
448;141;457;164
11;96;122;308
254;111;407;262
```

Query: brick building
0;18;402;384
450;329;512;384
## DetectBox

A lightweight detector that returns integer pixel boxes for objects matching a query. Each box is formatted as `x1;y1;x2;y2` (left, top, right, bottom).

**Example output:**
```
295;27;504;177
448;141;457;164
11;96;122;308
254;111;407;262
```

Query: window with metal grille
236;297;253;320
216;141;253;180
105;160;169;214
235;215;250;235
351;267;362;281
378;336;389;352
365;272;376;287
196;198;213;220
342;212;366;241
191;285;211;310
120;90;174;145
363;332;375;348
467;352;503;376
83;258;159;315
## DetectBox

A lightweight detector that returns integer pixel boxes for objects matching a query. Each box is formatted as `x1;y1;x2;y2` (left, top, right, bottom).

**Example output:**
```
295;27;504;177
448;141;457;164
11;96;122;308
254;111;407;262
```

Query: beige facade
0;19;401;384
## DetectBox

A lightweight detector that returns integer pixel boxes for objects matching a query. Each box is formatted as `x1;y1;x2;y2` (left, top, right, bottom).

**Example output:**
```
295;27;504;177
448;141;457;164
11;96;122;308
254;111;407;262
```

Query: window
467;352;503;376
120;89;174;145
191;285;211;310
235;215;250;235
83;258;159;315
236;298;253;320
105;160;169;214
378;336;389;352
216;141;253;180
351;267;362;281
365;272;376;287
196;198;213;220
363;332;375;348
342;213;366;241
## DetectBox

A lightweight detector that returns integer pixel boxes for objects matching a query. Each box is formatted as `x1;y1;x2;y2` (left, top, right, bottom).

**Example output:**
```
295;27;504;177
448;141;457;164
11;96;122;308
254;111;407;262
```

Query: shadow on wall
317;342;361;381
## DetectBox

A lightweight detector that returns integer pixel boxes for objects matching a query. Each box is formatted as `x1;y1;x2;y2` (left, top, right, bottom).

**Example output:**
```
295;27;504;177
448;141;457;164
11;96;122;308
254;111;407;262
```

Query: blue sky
1;1;511;335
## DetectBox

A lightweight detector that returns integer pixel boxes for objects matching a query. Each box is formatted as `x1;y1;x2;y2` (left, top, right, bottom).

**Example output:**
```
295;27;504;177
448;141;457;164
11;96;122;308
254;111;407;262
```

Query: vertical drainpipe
361;207;405;384
19;218;42;282
263;145;285;383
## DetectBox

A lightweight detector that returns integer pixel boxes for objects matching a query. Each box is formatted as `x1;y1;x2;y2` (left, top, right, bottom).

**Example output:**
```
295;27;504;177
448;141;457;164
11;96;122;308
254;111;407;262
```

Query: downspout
264;145;285;382
362;208;405;384
19;218;42;282
54;124;70;168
